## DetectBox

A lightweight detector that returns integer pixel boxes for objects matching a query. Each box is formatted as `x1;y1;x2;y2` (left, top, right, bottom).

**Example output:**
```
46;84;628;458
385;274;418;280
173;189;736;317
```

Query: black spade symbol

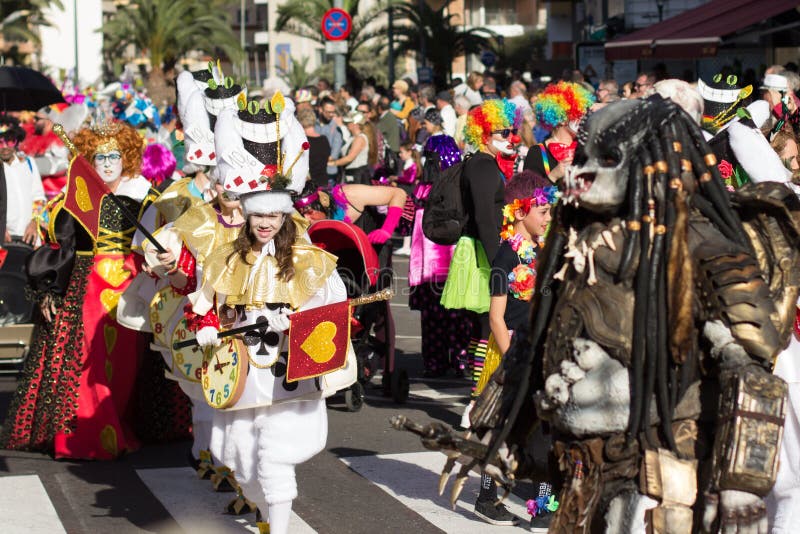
270;354;298;391
243;316;280;355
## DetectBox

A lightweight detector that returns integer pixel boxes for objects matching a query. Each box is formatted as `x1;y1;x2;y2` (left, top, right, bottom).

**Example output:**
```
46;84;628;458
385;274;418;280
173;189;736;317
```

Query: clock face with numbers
202;336;248;409
171;317;204;383
150;286;186;348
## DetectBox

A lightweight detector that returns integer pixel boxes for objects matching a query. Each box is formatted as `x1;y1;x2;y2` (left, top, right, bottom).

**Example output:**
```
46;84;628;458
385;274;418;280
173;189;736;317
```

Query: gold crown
91;121;123;137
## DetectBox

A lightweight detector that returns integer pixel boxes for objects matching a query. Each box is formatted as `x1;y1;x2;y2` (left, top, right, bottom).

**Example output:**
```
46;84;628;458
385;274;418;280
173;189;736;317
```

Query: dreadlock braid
616;155;645;282
650;136;677;450
680;113;750;248
626;153;647;443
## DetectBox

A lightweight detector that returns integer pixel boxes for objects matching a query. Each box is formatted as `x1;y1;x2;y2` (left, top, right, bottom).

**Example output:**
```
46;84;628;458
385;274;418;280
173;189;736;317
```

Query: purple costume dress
409;133;475;376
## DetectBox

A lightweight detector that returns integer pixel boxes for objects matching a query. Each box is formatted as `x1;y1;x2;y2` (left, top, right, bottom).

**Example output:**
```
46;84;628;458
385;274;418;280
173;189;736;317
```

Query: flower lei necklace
500;186;559;302
505;232;538;301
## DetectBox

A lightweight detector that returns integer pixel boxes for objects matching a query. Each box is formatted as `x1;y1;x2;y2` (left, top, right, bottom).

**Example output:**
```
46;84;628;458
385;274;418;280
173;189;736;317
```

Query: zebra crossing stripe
136;466;316;533
0;474;66;534
341;451;531;532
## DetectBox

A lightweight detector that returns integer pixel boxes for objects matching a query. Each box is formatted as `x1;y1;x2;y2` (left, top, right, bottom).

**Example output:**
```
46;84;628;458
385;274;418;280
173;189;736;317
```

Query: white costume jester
188;94;355;534
139;66;246;463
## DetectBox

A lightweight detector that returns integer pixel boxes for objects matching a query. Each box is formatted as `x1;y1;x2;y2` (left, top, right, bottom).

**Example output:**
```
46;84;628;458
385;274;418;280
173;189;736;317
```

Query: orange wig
72;121;144;179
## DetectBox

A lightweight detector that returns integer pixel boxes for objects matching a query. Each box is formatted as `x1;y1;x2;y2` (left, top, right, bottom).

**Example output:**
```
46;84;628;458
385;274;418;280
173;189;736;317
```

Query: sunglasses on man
492;128;518;138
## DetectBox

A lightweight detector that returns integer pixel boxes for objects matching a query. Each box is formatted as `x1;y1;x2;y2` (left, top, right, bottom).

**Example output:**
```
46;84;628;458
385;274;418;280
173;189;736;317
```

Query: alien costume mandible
393;95;799;533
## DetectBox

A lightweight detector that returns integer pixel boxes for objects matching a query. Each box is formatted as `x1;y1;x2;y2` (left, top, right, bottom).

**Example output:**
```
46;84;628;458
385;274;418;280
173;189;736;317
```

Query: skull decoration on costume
564;99;651;212
393;95;799;534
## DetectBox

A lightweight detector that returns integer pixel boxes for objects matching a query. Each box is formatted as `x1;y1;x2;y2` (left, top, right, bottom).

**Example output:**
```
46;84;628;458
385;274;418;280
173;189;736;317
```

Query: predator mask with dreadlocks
393;95;800;534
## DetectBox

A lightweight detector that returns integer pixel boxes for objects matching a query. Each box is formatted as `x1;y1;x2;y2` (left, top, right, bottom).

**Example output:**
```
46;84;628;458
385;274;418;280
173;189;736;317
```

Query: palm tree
102;0;243;105
0;0;63;64
274;0;391;76
387;0;497;86
278;55;315;91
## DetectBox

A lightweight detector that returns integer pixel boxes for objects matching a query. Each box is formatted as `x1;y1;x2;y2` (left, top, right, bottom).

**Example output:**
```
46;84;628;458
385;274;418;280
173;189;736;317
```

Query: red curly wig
72;121;144;179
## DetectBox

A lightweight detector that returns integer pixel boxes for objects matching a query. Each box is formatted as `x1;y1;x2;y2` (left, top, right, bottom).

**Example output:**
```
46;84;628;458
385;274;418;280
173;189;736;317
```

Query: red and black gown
0;184;171;459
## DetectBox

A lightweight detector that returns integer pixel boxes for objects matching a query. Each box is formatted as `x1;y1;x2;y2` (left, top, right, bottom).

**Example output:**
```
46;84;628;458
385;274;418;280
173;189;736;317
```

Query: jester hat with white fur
215;93;309;215
177;63;246;167
176;71;216;166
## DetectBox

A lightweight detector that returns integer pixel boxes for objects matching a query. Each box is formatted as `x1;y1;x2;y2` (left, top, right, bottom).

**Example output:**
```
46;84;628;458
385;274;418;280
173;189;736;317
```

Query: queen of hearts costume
0;122;158;459
188;94;354;534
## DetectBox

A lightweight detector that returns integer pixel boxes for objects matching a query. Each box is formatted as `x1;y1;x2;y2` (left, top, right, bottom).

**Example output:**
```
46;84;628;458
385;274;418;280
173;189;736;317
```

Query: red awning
605;0;800;60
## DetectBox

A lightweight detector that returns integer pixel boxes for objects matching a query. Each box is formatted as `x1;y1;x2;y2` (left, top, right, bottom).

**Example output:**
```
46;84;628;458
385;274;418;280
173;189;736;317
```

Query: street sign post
321;8;352;41
480;50;497;68
417;66;433;84
325;41;348;55
322;6;352;89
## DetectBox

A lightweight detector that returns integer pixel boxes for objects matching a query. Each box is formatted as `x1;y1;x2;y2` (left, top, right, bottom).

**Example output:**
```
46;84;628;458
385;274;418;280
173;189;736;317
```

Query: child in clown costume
188;95;354;534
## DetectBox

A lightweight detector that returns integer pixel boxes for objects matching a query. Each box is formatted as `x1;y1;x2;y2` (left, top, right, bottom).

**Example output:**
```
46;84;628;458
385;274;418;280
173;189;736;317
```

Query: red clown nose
510;133;521;144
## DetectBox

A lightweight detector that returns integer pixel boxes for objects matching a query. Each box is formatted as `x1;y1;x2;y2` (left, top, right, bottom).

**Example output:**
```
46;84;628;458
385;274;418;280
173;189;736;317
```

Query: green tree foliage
275;0;390;71
278;55;315;91
102;0;243;105
386;0;496;87
0;0;63;66
495;30;547;75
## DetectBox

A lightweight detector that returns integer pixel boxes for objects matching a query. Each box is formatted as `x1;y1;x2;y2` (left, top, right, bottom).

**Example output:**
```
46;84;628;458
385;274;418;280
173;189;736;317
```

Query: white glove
268;312;291;332
196;326;221;348
702;490;768;534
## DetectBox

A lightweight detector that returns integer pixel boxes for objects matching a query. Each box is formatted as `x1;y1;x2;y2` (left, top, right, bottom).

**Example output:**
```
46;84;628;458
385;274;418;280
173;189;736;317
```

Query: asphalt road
0;253;539;534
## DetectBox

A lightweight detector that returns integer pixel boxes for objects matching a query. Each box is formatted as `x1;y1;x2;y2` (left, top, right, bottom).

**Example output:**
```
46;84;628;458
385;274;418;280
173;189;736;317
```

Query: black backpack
422;154;471;245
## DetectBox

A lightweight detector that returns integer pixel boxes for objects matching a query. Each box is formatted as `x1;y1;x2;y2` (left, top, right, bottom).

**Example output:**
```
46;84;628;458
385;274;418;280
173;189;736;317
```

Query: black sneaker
529;512;553;533
473;499;520;526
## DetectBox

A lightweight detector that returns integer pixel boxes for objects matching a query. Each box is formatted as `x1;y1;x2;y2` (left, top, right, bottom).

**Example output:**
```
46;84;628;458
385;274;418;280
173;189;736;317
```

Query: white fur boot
267;500;293;534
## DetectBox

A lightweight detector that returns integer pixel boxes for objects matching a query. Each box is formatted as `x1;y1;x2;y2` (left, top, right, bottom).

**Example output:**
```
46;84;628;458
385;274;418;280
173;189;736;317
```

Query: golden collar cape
172;203;242;264
152;177;206;225
195;239;337;312
172;206;309;265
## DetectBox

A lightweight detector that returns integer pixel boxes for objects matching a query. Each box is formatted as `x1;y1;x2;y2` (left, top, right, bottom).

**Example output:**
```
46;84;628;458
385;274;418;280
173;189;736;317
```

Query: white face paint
94;150;123;184
491;138;515;156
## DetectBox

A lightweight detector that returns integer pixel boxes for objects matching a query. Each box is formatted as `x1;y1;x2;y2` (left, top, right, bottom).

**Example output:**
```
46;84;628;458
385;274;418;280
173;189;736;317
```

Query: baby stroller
307;219;409;411
0;242;36;373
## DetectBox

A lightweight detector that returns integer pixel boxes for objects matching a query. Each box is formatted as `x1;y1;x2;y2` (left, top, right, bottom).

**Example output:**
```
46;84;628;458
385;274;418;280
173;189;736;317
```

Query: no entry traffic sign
321;8;352;41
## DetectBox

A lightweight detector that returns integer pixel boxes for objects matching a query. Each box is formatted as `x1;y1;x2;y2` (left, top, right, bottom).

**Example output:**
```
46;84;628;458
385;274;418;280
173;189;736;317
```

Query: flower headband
502;186;559;223
500;186;559;242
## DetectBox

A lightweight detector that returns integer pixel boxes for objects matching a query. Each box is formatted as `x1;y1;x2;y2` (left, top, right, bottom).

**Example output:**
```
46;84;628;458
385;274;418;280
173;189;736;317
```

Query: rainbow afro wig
534;81;595;130
464;99;523;151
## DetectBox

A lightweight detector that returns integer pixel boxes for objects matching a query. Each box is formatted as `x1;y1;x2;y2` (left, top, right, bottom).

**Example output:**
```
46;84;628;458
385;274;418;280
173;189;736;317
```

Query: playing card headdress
176;60;245;168
216;91;310;214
